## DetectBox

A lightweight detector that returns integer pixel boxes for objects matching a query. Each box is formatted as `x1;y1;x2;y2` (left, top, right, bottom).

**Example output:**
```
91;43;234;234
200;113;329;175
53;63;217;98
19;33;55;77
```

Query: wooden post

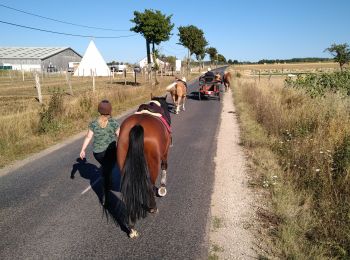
124;69;127;85
259;70;261;82
92;73;96;92
149;66;152;83
35;73;43;103
66;72;73;95
134;71;137;86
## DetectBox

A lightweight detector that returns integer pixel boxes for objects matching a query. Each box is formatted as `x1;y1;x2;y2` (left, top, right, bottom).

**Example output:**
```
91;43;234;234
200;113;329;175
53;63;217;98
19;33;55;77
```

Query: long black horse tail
121;125;152;223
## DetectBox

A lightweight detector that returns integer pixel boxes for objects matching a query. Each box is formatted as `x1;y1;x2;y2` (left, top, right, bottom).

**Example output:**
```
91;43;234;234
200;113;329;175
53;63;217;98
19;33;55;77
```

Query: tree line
129;9;227;79
125;9;350;75
227;44;350;70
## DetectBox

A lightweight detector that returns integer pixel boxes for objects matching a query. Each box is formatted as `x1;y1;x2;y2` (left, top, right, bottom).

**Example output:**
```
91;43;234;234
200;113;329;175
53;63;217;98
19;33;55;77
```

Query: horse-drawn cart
198;75;221;101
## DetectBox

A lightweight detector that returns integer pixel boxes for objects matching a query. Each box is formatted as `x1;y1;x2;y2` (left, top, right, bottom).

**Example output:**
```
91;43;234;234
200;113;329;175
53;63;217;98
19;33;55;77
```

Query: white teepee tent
74;40;110;77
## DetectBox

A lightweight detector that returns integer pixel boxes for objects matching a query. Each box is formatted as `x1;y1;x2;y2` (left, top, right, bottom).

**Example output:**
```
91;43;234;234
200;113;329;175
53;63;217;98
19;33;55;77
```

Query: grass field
0;70;192;168
231;62;344;76
231;67;350;258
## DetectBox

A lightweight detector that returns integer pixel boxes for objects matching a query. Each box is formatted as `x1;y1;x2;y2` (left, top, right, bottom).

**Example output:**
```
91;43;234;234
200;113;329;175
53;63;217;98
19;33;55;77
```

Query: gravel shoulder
209;89;256;259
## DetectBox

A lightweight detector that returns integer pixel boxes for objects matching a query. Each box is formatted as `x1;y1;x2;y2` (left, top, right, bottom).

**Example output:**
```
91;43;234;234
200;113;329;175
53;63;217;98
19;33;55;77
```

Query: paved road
0;67;226;259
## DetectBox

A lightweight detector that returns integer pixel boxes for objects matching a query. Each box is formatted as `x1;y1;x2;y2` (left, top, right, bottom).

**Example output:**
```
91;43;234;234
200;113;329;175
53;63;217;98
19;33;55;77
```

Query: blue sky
0;0;349;63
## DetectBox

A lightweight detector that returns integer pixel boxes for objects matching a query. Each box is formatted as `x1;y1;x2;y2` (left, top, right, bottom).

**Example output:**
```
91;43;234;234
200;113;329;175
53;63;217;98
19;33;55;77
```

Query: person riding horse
199;68;220;92
175;76;187;90
199;67;215;82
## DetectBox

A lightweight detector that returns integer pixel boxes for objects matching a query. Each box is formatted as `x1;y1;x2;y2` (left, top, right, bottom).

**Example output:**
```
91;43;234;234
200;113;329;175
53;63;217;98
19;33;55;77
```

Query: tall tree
217;54;226;63
206;47;218;65
178;25;208;74
130;9;174;82
325;43;350;71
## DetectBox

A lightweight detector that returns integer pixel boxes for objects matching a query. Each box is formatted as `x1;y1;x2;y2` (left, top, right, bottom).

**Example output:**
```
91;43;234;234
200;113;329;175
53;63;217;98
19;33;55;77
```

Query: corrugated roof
0;47;74;59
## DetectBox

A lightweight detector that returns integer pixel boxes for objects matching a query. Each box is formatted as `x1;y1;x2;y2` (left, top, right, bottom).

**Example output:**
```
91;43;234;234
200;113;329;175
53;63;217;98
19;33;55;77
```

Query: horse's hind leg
148;159;159;212
127;220;140;239
158;143;170;197
176;96;182;114
182;95;186;111
158;159;168;197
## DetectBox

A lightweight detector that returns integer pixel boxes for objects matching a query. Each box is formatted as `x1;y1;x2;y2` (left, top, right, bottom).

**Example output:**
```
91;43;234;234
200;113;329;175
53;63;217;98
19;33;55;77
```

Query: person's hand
80;150;86;160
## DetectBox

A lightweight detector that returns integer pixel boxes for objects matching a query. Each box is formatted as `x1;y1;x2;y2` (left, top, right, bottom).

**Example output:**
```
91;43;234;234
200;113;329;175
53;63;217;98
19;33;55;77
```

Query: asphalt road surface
0;67;226;259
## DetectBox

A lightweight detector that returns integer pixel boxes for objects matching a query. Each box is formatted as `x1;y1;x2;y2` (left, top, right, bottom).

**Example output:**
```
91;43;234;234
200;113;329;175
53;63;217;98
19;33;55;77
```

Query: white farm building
0;47;82;72
138;56;169;69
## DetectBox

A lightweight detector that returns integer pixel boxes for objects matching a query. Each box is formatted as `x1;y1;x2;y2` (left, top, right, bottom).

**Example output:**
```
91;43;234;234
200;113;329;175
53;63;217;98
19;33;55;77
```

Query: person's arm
80;129;94;159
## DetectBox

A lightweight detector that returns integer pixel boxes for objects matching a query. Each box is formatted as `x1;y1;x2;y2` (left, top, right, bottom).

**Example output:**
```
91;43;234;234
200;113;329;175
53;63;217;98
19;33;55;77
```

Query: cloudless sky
0;0;350;63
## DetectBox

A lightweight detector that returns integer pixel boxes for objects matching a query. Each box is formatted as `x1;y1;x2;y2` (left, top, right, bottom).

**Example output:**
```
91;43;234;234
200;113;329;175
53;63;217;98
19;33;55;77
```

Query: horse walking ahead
223;71;232;92
106;96;171;238
166;77;187;114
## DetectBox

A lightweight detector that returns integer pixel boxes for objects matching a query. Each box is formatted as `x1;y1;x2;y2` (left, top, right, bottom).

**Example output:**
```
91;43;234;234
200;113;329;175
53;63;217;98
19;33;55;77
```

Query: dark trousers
93;141;116;189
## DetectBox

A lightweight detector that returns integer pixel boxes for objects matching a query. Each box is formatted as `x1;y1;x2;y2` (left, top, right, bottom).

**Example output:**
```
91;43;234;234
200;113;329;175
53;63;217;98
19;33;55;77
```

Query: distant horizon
105;56;334;65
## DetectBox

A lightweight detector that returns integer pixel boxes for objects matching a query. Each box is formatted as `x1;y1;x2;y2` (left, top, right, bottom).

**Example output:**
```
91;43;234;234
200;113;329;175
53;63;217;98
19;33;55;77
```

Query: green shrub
79;94;93;113
285;70;350;97
38;93;64;133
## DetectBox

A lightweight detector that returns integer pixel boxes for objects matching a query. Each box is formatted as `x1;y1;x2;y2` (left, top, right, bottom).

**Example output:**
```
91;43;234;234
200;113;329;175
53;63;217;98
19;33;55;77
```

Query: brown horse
166;78;187;114
111;100;171;238
223;71;232;92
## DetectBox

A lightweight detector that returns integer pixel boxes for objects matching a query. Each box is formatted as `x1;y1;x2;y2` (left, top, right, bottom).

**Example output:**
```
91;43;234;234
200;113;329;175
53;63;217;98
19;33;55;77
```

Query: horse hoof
149;208;159;214
129;229;139;239
158;186;167;197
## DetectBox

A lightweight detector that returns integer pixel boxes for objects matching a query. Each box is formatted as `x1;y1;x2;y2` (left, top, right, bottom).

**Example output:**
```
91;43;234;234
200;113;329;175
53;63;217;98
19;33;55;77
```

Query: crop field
231;62;343;76
0;70;180;113
0;70;185;168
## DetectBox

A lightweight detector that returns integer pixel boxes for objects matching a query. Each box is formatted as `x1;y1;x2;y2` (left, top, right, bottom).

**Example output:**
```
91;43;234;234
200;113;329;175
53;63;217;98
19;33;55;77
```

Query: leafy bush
285;70;350;97
79;94;93;113
38;93;64;133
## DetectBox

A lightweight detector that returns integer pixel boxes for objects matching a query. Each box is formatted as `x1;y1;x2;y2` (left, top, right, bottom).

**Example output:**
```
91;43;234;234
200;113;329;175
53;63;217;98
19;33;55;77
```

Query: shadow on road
188;91;201;100
70;158;104;203
70;158;130;236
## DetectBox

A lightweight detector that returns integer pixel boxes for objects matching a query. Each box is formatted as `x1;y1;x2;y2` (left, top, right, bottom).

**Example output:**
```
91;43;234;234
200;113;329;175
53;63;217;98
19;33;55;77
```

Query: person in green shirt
79;100;120;194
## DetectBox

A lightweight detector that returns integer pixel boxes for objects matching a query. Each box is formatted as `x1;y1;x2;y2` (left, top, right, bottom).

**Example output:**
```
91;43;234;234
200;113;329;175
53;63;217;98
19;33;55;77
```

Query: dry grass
232;70;350;259
230;62;345;78
0;72;193;168
231;62;340;71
